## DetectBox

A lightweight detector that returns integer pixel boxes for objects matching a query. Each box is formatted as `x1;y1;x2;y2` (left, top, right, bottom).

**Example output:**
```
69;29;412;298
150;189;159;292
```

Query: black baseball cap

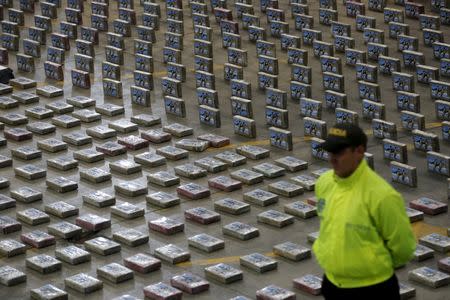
321;124;367;153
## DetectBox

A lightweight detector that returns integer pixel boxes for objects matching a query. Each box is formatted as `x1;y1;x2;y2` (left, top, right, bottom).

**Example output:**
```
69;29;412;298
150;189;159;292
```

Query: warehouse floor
0;1;449;299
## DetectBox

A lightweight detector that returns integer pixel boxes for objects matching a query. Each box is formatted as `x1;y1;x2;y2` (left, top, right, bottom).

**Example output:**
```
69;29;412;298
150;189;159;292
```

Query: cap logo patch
329;128;347;137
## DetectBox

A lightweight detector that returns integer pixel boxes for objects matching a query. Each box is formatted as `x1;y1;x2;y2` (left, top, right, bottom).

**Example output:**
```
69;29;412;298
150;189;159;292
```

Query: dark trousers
322;274;400;300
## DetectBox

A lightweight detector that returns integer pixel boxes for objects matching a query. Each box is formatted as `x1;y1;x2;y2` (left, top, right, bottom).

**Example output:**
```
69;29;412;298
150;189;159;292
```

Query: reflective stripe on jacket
313;159;416;288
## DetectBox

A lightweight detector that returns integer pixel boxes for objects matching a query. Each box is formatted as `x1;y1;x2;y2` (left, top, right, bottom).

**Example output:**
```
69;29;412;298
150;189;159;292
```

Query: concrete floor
0;0;449;299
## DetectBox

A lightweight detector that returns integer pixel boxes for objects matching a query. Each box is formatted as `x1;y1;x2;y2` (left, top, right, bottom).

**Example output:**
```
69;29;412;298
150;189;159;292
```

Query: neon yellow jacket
313;159;416;288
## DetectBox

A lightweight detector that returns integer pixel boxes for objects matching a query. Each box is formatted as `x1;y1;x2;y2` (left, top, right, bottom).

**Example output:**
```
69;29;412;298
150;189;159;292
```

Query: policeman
313;124;416;299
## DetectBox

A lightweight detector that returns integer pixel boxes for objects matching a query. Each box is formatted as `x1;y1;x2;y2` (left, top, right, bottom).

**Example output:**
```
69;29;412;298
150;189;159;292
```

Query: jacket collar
333;159;367;187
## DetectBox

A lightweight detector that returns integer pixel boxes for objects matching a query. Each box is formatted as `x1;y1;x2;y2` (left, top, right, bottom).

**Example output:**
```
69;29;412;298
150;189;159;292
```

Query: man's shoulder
363;166;398;196
317;169;334;182
316;169;335;190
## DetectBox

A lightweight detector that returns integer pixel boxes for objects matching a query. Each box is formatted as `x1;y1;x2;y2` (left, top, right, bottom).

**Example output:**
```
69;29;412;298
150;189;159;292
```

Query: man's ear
355;145;365;156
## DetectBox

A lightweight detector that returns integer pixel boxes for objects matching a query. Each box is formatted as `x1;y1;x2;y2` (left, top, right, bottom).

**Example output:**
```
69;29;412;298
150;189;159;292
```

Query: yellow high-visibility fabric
313;159;416;288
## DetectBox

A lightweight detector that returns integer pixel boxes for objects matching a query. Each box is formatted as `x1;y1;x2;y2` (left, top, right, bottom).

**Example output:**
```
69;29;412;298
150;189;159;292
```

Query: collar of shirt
332;159;368;188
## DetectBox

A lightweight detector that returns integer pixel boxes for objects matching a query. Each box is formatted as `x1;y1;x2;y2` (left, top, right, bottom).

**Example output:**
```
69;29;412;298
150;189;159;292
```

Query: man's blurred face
329;145;365;178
